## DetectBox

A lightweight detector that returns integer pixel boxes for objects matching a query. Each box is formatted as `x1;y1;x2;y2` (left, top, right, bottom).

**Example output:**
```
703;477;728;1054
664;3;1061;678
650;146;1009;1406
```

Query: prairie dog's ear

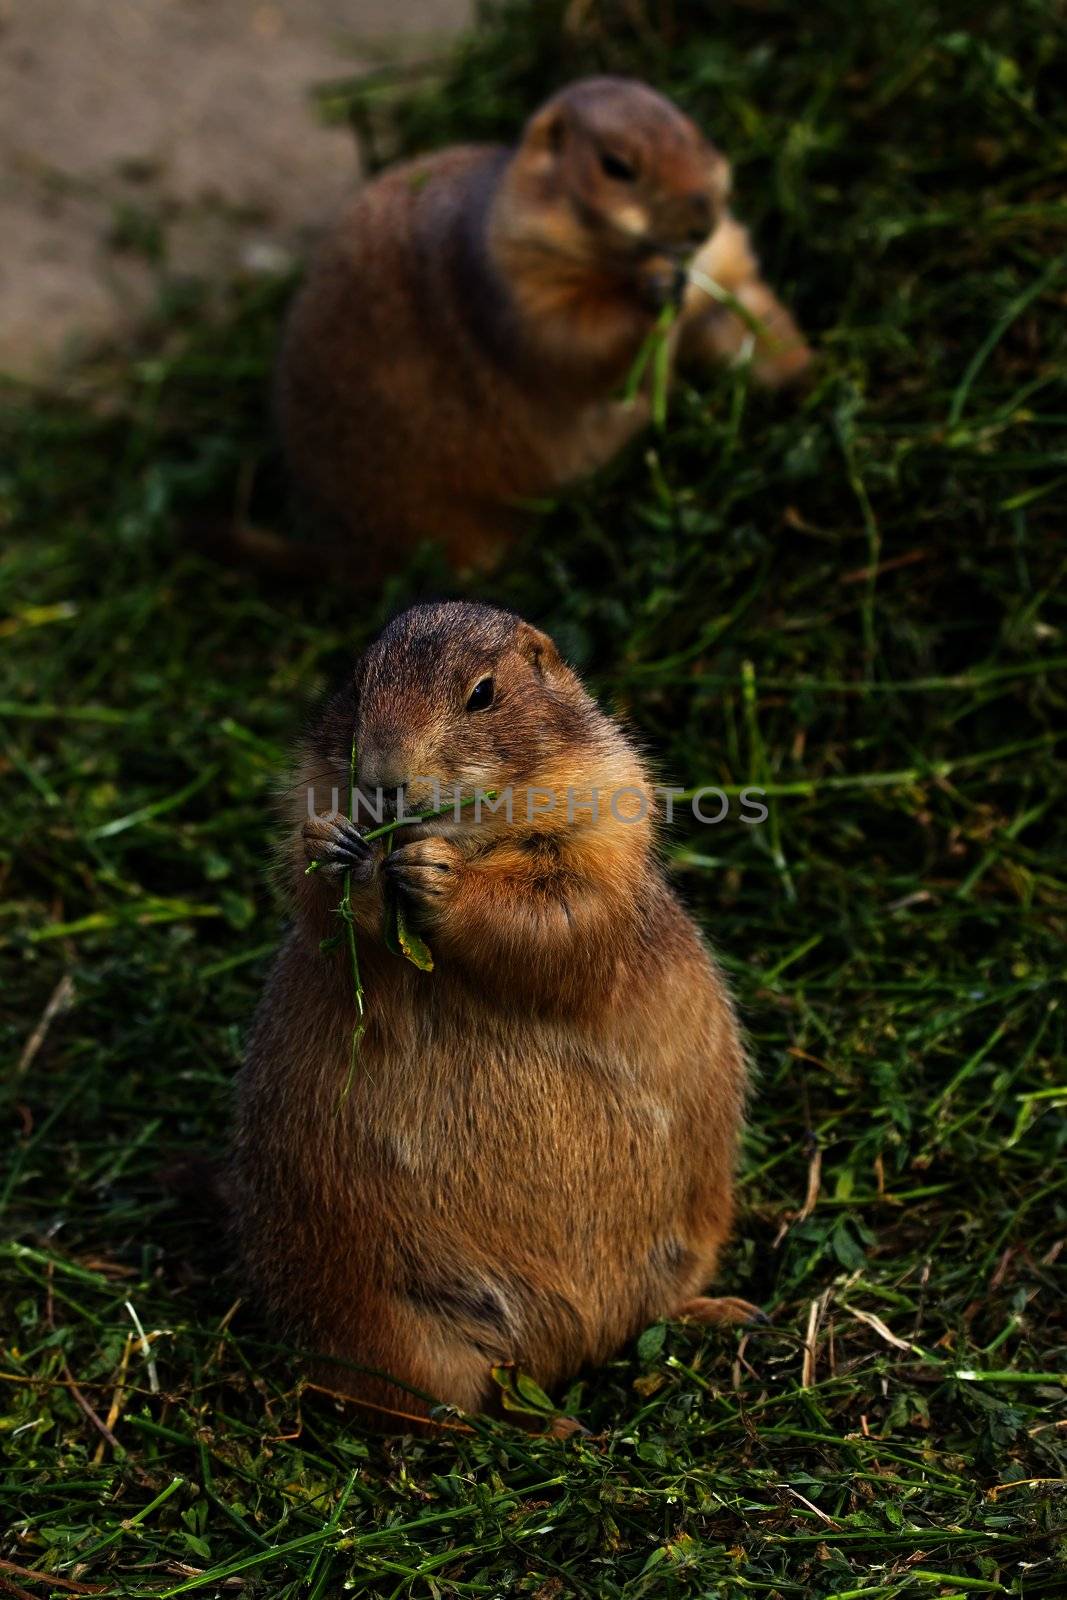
515;620;564;678
522;102;567;164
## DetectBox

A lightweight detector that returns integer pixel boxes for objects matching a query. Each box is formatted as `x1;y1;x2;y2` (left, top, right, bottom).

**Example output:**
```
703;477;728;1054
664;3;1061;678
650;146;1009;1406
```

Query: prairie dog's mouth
636;254;690;311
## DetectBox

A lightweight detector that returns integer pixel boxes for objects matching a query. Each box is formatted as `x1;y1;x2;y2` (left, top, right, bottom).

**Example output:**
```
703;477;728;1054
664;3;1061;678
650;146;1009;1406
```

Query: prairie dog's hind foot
672;1295;767;1327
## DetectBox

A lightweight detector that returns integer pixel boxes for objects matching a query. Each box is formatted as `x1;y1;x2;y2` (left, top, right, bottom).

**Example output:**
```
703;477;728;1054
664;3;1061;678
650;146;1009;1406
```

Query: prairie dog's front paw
303;812;374;881
384;836;463;911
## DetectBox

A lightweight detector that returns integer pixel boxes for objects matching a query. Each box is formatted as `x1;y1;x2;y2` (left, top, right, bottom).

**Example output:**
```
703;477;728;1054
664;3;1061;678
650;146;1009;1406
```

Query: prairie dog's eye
599;150;637;182
466;676;495;712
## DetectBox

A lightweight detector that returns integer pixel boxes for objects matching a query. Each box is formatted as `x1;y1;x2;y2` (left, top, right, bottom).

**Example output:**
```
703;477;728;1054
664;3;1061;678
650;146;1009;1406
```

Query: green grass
1;0;1065;1593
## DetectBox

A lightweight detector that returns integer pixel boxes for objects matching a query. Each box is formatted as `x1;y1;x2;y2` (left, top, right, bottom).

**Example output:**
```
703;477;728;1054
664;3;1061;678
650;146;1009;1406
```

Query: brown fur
275;77;811;580
230;601;752;1427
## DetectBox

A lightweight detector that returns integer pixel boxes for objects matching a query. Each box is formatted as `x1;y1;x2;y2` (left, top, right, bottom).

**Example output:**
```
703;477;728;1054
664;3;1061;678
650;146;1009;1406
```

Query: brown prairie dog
230;601;754;1428
276;76;811;580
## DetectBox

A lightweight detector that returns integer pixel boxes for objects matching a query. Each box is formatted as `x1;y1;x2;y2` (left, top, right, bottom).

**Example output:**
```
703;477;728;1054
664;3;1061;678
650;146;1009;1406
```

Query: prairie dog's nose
358;745;408;794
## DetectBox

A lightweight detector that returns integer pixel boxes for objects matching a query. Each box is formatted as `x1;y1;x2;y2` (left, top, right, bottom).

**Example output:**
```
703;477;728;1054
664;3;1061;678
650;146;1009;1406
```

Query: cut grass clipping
308;738;490;1082
2;0;1065;1594
622;270;793;430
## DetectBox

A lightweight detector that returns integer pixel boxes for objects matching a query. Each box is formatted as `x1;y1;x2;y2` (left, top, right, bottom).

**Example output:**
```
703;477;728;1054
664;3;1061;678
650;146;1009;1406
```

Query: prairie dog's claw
303;812;374;879
672;1295;766;1328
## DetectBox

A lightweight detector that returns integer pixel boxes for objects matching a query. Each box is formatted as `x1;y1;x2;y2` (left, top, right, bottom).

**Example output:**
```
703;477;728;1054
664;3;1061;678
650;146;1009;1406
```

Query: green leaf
490;1364;557;1417
637;1322;667;1363
396;899;434;971
383;834;434;970
514;1370;555;1414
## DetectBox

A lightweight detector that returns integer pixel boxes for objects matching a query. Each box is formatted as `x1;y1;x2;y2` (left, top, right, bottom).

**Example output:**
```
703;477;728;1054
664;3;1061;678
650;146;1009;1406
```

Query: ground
0;0;468;378
0;0;1065;1596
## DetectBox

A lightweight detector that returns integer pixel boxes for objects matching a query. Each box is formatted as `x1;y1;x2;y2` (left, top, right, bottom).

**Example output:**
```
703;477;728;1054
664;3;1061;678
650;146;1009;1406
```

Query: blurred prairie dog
230;601;755;1427
276;76;810;581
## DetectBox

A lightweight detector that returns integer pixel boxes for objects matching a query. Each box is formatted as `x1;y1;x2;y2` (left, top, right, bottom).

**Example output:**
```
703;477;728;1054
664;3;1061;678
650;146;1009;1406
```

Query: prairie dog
230;601;754;1426
276;77;810;580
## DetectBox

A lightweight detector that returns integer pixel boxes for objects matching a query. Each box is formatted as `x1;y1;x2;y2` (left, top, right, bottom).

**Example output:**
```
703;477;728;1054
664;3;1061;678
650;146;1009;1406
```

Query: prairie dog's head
498;76;730;310
307;602;650;841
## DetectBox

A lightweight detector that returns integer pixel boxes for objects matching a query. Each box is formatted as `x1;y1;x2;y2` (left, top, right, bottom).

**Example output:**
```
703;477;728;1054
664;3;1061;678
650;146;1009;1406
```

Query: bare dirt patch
0;0;468;379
